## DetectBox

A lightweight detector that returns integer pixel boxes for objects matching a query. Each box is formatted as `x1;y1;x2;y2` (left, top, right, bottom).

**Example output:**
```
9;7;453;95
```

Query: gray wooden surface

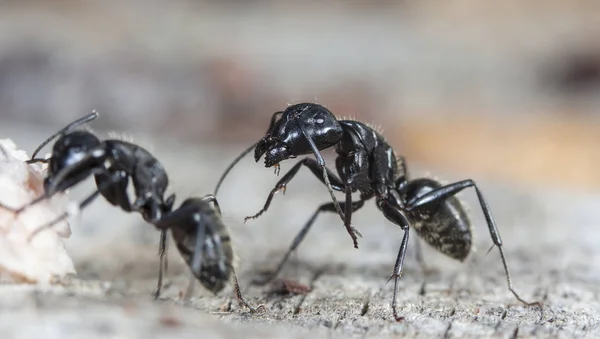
1;123;599;338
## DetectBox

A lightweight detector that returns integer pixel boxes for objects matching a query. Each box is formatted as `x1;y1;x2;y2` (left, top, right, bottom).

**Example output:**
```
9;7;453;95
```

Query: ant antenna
214;142;257;196
30;110;100;160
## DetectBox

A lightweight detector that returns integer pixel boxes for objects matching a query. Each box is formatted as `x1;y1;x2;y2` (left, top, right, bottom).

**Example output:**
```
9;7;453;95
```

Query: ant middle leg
252;199;365;286
405;179;541;307
244;158;344;222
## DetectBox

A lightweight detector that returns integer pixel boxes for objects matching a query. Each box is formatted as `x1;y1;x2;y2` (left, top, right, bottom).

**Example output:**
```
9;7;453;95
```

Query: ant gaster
214;103;541;321
2;112;260;312
152;193;261;312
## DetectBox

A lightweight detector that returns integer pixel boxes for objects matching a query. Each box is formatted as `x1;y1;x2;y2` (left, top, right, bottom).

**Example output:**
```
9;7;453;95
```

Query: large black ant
0;112;260;312
214;102;541;320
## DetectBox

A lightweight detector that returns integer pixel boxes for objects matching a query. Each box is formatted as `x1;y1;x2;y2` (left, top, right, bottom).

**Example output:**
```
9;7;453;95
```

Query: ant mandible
214;102;541;321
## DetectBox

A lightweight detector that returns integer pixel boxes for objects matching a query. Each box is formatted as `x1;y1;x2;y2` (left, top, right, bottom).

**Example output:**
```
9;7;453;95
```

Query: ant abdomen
402;178;472;261
169;199;233;294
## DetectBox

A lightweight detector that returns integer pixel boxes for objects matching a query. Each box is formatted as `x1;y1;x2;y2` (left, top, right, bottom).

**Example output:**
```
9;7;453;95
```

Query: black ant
152;193;262;312
0;111;174;299
0;112;260;312
214;102;541;321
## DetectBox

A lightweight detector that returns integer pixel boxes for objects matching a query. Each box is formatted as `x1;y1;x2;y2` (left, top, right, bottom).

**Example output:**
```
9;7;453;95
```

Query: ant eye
315;118;324;124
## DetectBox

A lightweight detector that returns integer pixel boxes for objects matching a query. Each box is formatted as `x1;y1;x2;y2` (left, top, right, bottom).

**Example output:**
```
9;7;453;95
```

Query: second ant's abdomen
171;206;233;294
412;202;472;261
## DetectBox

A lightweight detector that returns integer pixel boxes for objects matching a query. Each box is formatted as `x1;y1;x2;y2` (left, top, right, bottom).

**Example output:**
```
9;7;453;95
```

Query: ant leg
343;186;363;248
296;121;346;224
253;199;366;286
26;171;124;241
95;171;133;212
154;230;169;299
231;266;264;313
406;179;541;307
244;158;344;222
154;194;176;299
27;190;102;242
214;111;283;196
378;200;411;321
26;158;49;165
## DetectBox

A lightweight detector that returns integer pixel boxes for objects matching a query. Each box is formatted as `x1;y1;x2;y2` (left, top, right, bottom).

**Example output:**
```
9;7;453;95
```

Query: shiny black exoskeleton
153;194;260;311
214;103;540;321
7;112;260;312
14;111;174;299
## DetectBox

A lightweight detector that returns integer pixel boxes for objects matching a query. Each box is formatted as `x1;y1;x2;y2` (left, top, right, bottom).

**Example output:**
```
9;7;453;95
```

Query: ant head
49;131;101;171
43;131;101;191
254;103;343;167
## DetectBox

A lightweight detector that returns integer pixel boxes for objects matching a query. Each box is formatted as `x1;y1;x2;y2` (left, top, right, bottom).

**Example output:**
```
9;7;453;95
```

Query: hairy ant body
1;112;259;312
214;103;540;320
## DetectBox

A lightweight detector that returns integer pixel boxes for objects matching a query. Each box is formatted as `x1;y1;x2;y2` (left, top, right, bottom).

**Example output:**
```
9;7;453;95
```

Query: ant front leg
296;120;346;224
405;179;542;307
253;199;366;286
244;158;344;222
26;170;124;241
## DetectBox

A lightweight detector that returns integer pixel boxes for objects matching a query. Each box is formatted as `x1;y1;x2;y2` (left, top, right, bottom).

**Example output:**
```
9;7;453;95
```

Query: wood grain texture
1;124;599;338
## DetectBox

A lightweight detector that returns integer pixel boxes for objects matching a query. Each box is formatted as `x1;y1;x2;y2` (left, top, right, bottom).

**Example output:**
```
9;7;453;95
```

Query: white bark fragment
0;138;76;284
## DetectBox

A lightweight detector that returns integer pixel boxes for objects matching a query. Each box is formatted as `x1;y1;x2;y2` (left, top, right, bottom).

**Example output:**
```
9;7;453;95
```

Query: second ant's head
44;131;101;192
254;103;343;167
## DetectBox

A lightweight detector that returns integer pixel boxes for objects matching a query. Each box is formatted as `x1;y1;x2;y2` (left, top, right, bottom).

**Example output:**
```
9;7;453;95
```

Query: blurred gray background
1;1;600;338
